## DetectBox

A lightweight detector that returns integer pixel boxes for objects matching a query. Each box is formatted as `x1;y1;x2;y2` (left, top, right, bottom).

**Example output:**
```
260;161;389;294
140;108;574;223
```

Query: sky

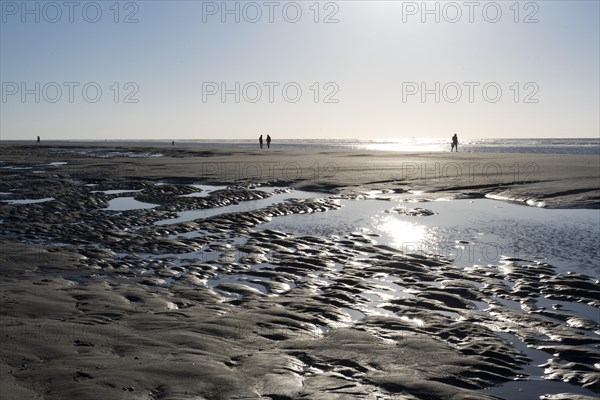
1;0;599;140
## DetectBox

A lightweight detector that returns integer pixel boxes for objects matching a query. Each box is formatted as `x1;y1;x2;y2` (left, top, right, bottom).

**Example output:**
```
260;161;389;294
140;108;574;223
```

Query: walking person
259;134;263;149
266;134;271;149
451;133;458;152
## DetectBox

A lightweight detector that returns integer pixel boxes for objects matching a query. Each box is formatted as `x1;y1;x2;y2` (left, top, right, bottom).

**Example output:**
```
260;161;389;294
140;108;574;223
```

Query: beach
3;141;600;207
1;142;599;400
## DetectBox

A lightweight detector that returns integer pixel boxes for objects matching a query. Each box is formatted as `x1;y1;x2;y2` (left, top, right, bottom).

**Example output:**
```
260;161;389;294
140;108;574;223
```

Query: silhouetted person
259;134;263;149
37;136;40;143
172;140;175;146
266;134;271;149
451;134;458;152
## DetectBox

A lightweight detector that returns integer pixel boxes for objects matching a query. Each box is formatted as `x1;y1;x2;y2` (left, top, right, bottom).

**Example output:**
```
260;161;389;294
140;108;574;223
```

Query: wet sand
1;143;599;400
3;141;599;208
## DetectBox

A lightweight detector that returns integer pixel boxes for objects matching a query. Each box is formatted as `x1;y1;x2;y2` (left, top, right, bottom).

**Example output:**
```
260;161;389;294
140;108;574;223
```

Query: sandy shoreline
1;143;599;399
2;142;599;208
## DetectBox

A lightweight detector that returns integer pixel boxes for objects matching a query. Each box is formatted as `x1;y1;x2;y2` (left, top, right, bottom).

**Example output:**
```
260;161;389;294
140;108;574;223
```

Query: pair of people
259;134;272;149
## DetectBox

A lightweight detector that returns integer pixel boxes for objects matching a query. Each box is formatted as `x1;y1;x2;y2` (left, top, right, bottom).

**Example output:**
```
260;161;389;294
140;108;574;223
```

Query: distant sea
84;138;599;155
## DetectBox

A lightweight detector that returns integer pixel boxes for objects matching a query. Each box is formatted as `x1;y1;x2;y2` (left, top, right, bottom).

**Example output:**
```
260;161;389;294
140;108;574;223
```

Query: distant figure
266;135;271;149
36;136;40;143
172;140;175;146
259;134;263;149
451;134;458;152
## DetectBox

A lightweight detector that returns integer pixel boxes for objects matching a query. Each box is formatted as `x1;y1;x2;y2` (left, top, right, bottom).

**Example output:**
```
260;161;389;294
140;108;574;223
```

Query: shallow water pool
3;197;54;205
259;198;600;276
104;197;158;211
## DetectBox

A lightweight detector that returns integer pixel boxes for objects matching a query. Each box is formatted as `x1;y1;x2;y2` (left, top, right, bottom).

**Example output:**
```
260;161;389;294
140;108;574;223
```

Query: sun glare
376;216;427;252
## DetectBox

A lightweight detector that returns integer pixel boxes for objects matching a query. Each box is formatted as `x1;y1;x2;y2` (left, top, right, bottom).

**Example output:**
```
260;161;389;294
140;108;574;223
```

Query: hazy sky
1;0;599;140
